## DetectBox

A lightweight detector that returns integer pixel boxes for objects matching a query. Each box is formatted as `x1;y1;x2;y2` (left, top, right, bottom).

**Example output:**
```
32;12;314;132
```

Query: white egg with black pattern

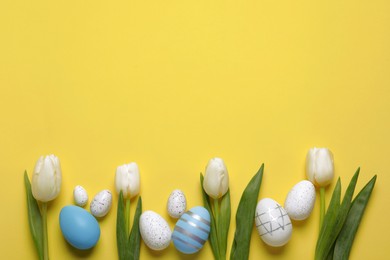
255;198;292;247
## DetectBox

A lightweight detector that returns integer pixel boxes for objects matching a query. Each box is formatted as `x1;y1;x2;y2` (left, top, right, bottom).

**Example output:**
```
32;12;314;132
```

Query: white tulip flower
32;155;62;202
203;157;229;199
306;147;334;187
115;162;140;199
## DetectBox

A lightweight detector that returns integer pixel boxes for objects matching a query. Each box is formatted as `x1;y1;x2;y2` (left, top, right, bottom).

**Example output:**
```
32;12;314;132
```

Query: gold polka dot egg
172;206;211;254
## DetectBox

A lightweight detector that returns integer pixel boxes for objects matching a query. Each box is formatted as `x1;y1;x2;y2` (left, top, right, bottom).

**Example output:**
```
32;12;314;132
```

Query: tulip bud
115;162;140;199
32;154;62;202
203;157;229;199
306;148;334;187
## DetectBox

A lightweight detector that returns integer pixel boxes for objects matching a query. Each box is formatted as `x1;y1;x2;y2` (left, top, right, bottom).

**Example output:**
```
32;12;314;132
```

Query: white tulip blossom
115;162;140;199
306;147;334;187
32;155;62;202
203;157;229;199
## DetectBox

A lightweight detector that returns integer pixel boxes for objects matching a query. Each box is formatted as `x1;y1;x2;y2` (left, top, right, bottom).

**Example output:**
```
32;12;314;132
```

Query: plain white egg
90;189;112;217
284;180;316;221
255;198;292;247
167;189;187;218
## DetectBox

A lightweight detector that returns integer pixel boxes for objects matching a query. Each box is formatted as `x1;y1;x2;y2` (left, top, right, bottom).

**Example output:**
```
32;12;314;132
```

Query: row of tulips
25;147;375;260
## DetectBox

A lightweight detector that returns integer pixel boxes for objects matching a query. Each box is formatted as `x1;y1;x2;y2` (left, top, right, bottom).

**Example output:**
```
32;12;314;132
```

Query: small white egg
73;185;88;207
167;189;187;218
284;180;316;221
255;198;292;247
90;189;112;218
139;211;172;250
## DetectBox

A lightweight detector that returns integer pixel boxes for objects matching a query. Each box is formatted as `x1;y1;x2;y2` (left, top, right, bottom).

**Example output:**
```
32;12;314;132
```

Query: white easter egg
139;211;172;250
284;180;316;221
90;190;112;217
167;189;187;218
255;198;292;247
73;185;88;207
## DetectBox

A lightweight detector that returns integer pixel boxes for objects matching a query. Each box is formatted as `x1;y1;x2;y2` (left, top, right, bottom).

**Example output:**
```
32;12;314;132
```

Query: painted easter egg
255;198;292;247
284;180;316;221
167;189;187;218
139;211;172;250
59;205;100;250
172;206;210;254
90;189;112;217
73;185;88;207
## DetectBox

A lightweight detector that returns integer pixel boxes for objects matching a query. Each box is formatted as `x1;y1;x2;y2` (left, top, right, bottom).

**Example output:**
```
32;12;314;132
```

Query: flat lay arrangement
1;1;388;259
24;148;376;259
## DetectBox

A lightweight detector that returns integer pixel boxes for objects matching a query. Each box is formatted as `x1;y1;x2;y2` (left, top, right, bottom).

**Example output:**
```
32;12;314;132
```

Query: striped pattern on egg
172;206;210;254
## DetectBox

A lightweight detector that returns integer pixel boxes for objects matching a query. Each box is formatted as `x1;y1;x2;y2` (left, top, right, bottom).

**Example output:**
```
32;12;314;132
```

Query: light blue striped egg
172;206;210;254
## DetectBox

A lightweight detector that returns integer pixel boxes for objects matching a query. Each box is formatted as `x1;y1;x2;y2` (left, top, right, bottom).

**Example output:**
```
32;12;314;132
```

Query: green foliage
333;175;377;260
219;189;231;259
129;197;142;260
230;164;264;260
24;171;44;260
200;173;220;259
116;191;130;260
315;168;376;260
117;192;142;260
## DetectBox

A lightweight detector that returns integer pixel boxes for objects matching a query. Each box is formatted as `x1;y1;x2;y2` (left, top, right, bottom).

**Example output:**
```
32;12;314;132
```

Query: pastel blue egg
172;206;210;254
59;205;100;250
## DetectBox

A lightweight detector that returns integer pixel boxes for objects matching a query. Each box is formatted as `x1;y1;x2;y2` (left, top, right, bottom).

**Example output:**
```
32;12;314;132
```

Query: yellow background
1;0;389;259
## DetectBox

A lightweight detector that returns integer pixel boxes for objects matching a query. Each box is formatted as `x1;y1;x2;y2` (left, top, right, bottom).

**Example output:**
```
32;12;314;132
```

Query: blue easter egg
59;205;100;250
172;206;211;254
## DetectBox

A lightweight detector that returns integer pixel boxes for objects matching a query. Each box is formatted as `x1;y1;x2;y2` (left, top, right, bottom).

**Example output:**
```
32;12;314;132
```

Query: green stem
125;198;131;237
42;202;48;260
320;187;325;229
213;198;221;259
213;198;219;230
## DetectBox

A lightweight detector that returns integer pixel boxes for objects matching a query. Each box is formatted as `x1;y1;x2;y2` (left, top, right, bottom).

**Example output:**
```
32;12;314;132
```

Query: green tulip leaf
230;164;264;260
129;197;142;260
24;171;44;260
219;189;231;259
117;191;130;260
333;175;377;260
200;173;220;259
316;168;360;260
316;178;341;260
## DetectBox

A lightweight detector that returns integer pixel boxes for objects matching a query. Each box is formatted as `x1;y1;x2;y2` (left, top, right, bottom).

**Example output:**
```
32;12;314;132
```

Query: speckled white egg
90;190;112;218
139;211;172;250
73;185;88;207
284;180;316;221
167;189;187;218
255;198;292;247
